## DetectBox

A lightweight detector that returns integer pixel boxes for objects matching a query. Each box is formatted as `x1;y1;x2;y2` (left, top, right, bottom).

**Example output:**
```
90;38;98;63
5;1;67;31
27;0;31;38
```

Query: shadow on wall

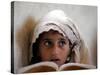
16;17;36;67
91;35;97;67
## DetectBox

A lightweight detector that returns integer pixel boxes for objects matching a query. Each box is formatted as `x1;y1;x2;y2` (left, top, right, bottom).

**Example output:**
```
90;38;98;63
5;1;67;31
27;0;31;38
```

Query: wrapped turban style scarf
31;10;90;64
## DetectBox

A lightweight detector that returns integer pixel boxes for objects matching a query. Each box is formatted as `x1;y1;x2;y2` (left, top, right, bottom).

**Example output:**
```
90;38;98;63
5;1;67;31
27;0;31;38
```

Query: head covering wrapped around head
32;10;90;64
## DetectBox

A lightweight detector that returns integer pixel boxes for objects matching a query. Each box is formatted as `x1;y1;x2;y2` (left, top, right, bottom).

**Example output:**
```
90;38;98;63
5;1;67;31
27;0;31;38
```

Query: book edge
59;63;96;71
17;61;59;73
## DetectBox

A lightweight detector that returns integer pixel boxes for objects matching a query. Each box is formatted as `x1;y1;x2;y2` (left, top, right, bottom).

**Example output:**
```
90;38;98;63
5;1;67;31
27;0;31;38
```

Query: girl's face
39;30;70;66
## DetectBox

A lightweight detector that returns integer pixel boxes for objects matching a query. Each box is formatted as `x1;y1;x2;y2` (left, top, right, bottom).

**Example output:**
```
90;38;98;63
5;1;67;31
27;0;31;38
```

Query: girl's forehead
38;30;68;41
40;30;64;37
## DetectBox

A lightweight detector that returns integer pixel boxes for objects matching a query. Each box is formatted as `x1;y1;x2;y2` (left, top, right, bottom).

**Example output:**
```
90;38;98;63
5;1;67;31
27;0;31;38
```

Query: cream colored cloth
32;10;90;64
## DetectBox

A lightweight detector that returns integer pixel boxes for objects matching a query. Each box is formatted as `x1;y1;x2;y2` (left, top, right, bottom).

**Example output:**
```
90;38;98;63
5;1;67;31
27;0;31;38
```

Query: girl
30;10;90;66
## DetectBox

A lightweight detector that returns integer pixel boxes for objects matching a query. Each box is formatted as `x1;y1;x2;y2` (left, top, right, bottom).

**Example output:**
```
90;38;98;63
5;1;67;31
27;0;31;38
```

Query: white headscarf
32;10;89;64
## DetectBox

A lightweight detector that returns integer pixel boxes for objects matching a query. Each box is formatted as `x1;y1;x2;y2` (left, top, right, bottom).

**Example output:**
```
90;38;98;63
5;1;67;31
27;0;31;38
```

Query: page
59;63;96;71
17;61;59;73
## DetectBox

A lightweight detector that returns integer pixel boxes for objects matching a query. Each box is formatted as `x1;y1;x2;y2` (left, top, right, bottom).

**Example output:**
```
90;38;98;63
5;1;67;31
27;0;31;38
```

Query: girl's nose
51;44;60;55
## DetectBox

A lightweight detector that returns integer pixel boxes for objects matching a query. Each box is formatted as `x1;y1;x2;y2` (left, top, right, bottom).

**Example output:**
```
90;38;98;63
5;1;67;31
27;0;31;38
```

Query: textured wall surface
13;1;97;73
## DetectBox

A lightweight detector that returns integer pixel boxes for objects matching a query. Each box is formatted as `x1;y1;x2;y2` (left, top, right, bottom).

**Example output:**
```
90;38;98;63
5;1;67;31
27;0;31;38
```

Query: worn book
18;62;96;73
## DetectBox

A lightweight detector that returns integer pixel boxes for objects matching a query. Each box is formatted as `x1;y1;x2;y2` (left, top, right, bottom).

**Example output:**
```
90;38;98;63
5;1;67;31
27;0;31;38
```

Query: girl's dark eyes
59;40;66;47
43;41;52;47
43;40;66;47
43;39;67;48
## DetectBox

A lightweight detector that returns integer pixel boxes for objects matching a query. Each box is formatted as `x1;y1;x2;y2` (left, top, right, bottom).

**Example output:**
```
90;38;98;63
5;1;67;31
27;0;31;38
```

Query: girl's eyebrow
42;38;52;41
42;37;67;41
58;38;69;43
58;38;68;41
59;38;66;40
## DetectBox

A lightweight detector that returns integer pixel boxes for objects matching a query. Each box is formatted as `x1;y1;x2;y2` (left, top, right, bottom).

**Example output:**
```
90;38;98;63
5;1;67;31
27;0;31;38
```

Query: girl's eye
59;40;66;47
44;41;52;47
